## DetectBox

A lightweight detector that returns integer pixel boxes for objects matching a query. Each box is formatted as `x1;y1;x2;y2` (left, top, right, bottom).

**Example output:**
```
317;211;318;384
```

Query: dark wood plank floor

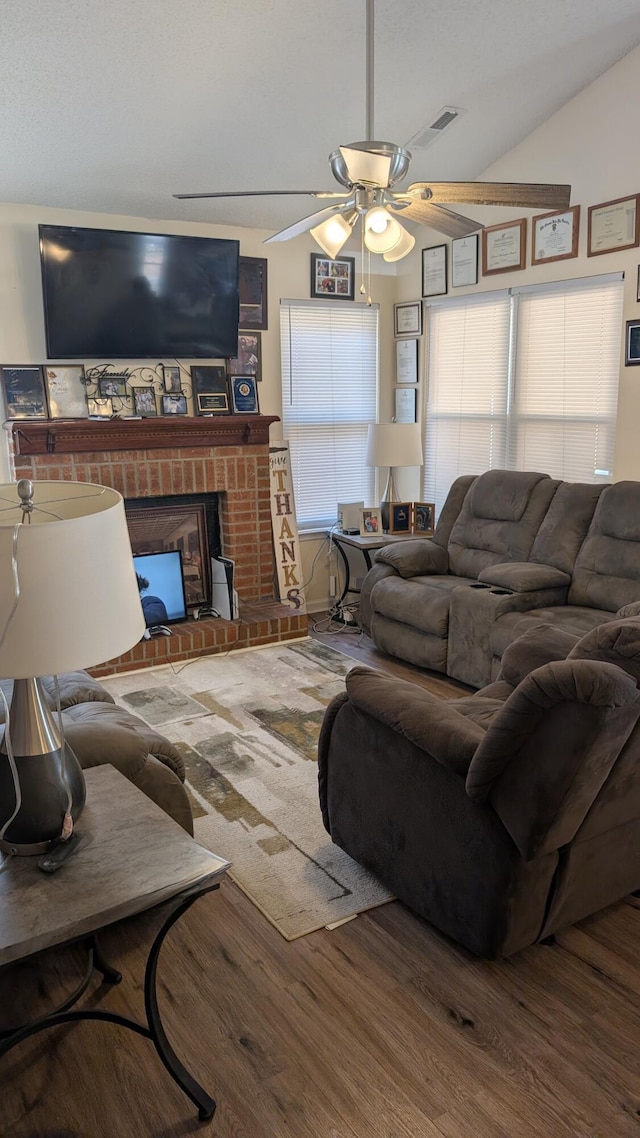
3;623;640;1137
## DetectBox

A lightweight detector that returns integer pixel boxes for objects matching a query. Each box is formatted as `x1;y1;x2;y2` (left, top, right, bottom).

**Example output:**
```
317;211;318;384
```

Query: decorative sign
269;442;307;614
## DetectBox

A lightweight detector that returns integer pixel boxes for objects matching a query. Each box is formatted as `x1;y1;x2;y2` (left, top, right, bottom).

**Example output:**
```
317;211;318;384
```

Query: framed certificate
588;195;640;256
394;386;417;423
231;375;260;414
451;234;479;287
421;244;447;297
396;338;418;383
394;300;422;338
482;218;526;275
532;206;580;265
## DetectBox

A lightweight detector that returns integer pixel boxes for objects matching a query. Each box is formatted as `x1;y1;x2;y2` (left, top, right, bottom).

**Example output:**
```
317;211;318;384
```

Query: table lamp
365;423;424;531
0;479;145;854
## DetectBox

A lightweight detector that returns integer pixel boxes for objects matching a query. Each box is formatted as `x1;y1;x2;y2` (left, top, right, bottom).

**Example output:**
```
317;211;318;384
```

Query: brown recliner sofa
0;672;193;834
319;618;640;958
360;470;640;689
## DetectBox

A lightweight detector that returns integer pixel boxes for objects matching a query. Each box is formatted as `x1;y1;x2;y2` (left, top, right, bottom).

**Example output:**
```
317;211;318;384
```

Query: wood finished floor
3;622;640;1137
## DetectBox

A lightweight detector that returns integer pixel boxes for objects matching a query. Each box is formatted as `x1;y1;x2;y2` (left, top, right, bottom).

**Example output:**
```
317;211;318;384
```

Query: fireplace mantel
8;414;279;456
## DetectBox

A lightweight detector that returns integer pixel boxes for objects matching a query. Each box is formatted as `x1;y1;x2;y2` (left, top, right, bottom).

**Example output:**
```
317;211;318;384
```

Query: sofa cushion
371;574;475;637
529;481;606;574
569;482;640;612
568;617;640;683
490;607;611;660
477;562;571;592
498;623;580;689
468;469;550;523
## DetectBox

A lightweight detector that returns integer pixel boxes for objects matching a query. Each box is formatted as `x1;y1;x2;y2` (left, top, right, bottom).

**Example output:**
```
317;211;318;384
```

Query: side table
0;765;230;1123
329;530;429;608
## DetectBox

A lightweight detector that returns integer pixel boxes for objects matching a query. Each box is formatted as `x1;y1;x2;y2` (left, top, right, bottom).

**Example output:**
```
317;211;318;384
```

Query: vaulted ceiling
1;0;640;233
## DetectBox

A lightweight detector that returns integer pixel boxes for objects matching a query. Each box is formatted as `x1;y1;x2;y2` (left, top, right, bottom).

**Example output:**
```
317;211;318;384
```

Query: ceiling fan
174;0;571;262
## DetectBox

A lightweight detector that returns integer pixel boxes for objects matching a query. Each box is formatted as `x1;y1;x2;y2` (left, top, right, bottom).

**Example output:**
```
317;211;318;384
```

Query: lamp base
0;741;86;855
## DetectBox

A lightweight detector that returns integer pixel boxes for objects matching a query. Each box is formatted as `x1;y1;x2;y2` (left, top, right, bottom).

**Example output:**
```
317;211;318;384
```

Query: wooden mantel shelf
8;414;280;456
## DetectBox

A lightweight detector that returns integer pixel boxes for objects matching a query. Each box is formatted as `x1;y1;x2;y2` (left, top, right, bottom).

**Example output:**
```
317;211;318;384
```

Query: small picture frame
482;218;526;275
396;337;418;384
625;320;640;366
43;364;88;419
239;256;268;329
451;234;479;287
192;364;230;415
132;386;158;416
532;206;580;265
421;244;447;298
162;365;182;393
161;393;188;415
359;507;383;536
87;396;113;418
0;366;49;420
231;375;260;414
389;502;412;534
413;502;435;536
394;300;423;338
98;375;128;399
588;194;640;257
310;254;355;300
228;331;262;381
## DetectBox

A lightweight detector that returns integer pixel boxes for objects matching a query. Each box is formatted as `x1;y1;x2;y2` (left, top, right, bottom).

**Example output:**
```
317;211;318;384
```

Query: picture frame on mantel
239;256;268;329
0;365;49;420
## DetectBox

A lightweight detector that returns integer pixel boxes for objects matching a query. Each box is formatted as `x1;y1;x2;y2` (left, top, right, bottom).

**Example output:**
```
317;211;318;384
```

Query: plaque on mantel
8;415;279;457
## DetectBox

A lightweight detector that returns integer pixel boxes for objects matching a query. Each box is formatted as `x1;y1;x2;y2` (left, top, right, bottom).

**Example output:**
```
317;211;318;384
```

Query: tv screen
39;224;239;359
133;550;188;626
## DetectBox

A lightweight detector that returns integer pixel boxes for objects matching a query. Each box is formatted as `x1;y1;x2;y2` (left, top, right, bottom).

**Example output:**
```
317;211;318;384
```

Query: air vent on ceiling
406;106;463;150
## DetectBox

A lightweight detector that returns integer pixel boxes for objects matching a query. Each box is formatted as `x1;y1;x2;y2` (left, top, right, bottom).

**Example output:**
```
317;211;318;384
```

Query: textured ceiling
1;0;640;234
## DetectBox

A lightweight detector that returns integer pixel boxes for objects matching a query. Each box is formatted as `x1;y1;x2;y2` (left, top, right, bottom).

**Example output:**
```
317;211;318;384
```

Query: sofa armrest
497;623;580;689
375;538;449;578
465;659;640;859
617;600;640;618
344;665;484;775
477;562;571;592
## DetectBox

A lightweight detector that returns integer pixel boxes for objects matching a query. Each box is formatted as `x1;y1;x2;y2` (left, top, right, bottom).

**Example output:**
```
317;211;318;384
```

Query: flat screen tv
133;550;188;626
39;224;240;359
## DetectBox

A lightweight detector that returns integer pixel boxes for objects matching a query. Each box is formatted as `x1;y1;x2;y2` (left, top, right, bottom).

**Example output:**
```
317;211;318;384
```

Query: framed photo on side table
0;366;48;419
482;218;526;275
588;195;640;256
625;320;640;366
359;507;383;536
451;234;479;287
43;364;88;418
421;244;447;297
310;254;355;300
394;300;422;337
532;206;580;265
413;501;435;536
389;502;412;534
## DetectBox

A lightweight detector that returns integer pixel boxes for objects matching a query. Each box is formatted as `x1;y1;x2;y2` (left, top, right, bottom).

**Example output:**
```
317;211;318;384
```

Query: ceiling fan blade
407;181;572;210
173;189;349;200
264;203;353;243
395;200;483;238
339;145;392;188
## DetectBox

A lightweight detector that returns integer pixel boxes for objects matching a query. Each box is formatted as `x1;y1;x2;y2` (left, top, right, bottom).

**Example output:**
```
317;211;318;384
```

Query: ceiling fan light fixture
383;224;415;262
310;211;357;259
364;206;403;254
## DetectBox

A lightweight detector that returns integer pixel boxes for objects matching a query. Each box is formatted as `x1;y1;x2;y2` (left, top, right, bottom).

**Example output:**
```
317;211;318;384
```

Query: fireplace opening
125;493;221;611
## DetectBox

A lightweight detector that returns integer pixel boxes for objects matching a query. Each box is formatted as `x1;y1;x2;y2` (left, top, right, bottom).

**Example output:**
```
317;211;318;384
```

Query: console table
0;765;230;1123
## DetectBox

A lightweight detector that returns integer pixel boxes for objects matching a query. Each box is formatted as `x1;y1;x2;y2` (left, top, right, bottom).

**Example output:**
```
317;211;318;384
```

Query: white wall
396;42;640;482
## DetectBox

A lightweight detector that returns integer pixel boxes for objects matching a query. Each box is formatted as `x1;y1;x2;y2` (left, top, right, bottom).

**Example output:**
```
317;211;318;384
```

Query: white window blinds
423;274;623;517
424;292;511;513
280;299;378;528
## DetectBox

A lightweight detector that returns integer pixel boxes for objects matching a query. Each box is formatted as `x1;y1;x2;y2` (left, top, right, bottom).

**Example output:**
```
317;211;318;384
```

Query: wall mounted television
38;224;240;359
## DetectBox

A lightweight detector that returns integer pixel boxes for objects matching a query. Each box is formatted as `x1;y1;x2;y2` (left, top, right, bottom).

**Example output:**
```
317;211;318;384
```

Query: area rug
100;640;393;939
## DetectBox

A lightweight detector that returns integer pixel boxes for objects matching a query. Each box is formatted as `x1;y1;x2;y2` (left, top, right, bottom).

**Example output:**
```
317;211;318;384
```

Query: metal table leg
0;883;220;1123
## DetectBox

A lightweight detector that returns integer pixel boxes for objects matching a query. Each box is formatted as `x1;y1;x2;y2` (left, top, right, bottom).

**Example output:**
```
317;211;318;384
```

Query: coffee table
0;764;230;1123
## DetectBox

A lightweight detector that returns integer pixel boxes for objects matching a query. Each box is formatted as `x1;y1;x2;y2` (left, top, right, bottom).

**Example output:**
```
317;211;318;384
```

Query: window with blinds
424;274;623;516
280;299;379;528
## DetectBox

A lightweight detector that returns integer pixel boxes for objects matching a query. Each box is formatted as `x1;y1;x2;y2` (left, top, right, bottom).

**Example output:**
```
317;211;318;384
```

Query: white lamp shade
363;207;404;254
383;225;415;262
0;481;145;678
310;212;356;259
365;423;423;469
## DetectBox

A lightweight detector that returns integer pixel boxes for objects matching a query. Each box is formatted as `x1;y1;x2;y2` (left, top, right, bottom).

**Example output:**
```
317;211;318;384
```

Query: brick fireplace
8;417;308;674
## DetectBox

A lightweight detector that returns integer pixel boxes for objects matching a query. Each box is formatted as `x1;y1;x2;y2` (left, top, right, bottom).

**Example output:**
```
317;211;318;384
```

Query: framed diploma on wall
532;206;580;265
394;300;422;337
588;195;640;256
395;338;418;383
421;244;447;297
451;234;479;287
482;218;526;276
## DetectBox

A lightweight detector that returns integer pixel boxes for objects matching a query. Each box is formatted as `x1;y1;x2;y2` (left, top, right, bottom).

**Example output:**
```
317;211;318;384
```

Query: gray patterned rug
100;640;392;939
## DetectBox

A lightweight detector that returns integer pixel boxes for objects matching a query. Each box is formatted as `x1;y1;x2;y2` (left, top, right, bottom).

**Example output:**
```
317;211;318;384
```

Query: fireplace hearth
8;416;307;673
